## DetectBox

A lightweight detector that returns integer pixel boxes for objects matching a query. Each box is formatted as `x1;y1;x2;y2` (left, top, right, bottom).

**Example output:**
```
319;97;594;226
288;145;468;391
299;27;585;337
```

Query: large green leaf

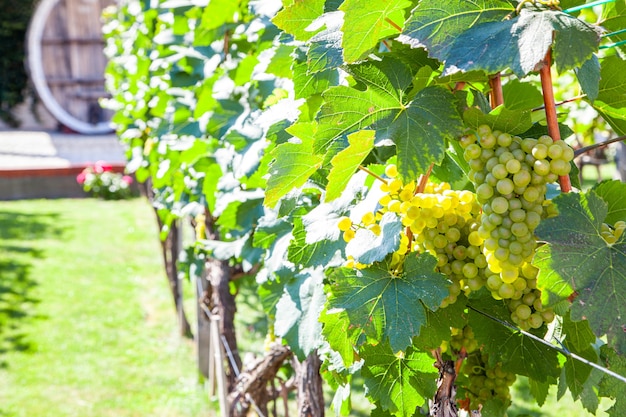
399;0;514;62
265;123;324;208
316;58;462;179
315;58;408;152
575;54;601;103
535;191;626;354
443;9;599;77
272;0;326;41
360;342;437;416
339;0;411;63
326;252;449;352
403;2;600;78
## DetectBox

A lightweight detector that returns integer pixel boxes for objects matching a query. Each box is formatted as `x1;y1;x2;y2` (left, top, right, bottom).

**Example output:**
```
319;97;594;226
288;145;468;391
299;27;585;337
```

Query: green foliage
104;0;626;416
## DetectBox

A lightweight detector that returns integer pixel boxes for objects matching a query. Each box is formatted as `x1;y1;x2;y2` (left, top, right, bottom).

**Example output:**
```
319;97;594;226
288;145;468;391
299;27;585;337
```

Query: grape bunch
460;125;573;300
459;351;516;410
449;325;479;354
342;164;490;306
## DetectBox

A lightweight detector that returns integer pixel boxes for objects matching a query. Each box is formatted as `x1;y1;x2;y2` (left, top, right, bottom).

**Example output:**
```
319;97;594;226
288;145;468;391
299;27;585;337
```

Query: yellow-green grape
385;164;399;178
337;216;352;231
600;221;626;245
342;229;355;243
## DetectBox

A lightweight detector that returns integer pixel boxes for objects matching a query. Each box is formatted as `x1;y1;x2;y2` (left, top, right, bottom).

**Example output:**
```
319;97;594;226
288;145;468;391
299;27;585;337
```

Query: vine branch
539;50;572;192
574;134;626;158
489;73;504;108
531;94;586;112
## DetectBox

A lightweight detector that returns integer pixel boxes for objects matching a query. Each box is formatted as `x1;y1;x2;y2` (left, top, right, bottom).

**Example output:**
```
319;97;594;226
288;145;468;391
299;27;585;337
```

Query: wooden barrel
27;0;115;134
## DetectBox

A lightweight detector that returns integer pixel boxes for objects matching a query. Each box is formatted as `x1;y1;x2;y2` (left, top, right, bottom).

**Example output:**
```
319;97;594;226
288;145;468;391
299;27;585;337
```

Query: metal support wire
563;0;616;14
467;304;626;385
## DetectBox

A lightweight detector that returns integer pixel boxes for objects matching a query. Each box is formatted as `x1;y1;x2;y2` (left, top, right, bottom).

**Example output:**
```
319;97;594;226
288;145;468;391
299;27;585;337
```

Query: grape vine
103;0;626;416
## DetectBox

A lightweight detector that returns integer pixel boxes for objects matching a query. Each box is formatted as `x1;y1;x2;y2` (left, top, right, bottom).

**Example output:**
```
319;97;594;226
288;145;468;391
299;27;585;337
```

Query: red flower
76;171;87;184
94;160;113;173
122;175;133;185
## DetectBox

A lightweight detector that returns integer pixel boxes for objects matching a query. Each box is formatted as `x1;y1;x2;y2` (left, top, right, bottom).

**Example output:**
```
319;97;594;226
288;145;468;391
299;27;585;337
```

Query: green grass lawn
0;198;212;417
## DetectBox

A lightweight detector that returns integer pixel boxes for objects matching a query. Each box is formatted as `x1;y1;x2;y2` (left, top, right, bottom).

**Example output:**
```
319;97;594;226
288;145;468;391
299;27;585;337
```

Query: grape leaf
463;105;533;135
399;0;514;62
306;11;344;73
293;60;338;100
481;398;509;417
265;124;324;208
388;86;464;183
320;307;361;368
413;296;468;351
266;44;296;78
274;269;326;360
326;252;449;352
559;314;598;400
598;345;626;417
315;58;412;152
591;56;626;136
502;79;544;111
528;377;551;407
326;130;375;201
535;191;626;355
575;54;600;102
593;180;626;225
258;276;285;316
345;212;403;265
360;342;437;416
468;296;561;381
339;0;411;63
272;0;325;42
551;10;601;74
316;58;462;181
288;216;343;267
562;311;596;353
601;0;626;55
425;8;599;78
198;0;238;30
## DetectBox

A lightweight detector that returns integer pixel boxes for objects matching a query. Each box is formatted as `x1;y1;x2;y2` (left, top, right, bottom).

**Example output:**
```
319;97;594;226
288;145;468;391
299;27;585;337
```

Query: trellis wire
467;304;626;384
563;0;616;14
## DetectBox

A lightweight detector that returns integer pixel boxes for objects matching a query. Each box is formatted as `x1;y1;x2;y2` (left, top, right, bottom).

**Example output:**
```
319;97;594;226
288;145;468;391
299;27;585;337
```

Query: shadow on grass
0;210;65;368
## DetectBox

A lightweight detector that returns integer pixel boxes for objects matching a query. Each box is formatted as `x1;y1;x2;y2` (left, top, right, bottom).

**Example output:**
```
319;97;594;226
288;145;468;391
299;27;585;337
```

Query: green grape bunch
460;125;573;300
